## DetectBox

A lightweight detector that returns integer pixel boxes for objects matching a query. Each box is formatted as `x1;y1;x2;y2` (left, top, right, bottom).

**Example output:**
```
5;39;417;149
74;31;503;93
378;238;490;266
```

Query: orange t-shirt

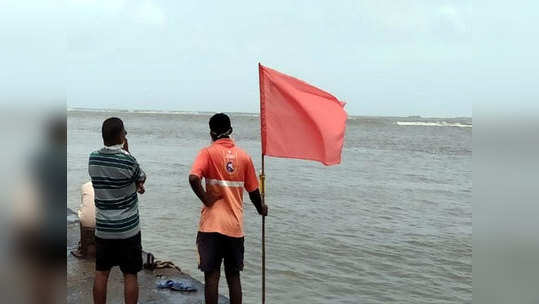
190;138;259;237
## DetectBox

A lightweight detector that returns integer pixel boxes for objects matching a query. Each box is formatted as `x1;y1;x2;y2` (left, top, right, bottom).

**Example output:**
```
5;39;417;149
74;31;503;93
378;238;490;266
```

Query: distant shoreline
67;107;472;120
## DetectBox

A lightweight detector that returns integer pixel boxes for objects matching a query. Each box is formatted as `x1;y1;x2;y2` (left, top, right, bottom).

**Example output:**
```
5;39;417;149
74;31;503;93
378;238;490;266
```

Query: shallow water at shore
68;110;471;304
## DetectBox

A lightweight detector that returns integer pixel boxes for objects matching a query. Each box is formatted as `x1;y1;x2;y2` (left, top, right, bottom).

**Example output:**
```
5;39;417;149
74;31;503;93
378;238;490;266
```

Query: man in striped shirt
89;117;146;304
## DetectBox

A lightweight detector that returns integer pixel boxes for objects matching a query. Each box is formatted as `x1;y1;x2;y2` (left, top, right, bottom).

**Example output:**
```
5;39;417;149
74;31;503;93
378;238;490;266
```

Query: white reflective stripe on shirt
206;178;244;188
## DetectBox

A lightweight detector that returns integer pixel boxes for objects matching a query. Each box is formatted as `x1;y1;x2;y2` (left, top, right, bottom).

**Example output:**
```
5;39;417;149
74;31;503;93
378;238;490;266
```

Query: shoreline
67;208;229;304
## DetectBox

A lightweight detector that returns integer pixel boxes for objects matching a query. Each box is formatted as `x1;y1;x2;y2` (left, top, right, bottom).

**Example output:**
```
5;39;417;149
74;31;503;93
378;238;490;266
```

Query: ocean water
67;110;472;304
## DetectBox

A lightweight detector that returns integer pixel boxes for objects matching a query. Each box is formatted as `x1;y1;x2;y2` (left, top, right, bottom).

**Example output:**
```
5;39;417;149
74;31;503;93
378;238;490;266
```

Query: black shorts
95;232;142;274
196;232;244;273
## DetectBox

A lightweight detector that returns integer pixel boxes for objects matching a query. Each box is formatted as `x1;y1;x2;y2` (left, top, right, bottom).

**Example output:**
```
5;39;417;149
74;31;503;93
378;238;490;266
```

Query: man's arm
136;165;146;194
122;137;145;194
136;176;146;194
189;174;221;207
248;189;268;216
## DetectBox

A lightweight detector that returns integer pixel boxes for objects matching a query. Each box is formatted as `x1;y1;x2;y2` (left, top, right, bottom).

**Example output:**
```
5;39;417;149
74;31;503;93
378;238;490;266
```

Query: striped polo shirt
88;144;146;239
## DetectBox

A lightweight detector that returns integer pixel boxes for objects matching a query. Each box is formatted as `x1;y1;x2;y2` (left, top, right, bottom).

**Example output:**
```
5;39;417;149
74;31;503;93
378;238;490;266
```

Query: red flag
259;63;347;165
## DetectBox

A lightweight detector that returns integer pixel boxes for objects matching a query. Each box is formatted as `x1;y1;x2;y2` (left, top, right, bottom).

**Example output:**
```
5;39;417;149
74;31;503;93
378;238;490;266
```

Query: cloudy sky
5;0;535;117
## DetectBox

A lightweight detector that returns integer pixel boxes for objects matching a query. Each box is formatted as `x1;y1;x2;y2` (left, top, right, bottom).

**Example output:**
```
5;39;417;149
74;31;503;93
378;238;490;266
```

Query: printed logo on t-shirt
224;150;237;175
226;161;235;173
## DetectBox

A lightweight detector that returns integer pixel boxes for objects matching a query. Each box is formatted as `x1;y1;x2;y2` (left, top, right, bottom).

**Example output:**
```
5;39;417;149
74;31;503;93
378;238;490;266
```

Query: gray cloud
6;0;514;117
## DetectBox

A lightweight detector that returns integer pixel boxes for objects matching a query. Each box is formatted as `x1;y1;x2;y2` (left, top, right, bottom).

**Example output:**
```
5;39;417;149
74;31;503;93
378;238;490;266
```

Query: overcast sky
5;1;537;117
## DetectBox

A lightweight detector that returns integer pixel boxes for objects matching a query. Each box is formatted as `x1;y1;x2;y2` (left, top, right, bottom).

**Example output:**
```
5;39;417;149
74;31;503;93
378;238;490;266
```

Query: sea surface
67;109;472;304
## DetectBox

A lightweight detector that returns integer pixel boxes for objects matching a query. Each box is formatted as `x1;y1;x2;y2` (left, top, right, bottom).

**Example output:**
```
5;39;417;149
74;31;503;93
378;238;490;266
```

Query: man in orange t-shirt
189;113;268;304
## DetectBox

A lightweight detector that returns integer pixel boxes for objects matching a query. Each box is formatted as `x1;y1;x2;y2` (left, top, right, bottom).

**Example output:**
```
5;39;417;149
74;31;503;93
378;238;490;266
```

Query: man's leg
123;273;138;304
204;269;221;304
225;267;242;304
223;235;244;304
93;270;110;304
119;232;142;304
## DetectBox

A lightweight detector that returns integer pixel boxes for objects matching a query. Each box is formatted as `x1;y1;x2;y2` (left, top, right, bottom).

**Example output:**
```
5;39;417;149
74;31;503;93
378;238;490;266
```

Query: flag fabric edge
258;62;347;166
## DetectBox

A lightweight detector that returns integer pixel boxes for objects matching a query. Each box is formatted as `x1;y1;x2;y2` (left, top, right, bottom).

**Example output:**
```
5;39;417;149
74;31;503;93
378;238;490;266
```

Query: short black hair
102;117;124;144
209;113;231;135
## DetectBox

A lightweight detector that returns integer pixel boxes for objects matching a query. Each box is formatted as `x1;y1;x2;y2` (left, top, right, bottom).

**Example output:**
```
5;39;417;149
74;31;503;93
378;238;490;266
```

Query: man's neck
104;143;123;150
212;136;230;142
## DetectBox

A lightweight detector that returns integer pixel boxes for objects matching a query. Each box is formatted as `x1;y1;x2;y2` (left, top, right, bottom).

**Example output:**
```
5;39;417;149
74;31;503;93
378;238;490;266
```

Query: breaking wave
396;121;472;128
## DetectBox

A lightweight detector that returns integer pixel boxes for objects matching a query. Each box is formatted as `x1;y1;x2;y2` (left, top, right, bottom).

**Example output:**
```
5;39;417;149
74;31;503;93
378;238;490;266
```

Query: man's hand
258;203;268;216
189;174;222;207
248;189;267;216
203;191;222;207
136;181;145;194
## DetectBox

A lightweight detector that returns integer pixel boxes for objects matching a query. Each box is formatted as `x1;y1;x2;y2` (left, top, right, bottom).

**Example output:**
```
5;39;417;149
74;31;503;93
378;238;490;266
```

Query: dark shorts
196;232;244;273
95;232;142;274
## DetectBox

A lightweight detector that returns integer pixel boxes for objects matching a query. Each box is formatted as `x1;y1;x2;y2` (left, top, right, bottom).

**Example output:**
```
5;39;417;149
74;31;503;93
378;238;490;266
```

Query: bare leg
225;268;242;304
123;273;138;304
93;270;110;304
204;269;221;304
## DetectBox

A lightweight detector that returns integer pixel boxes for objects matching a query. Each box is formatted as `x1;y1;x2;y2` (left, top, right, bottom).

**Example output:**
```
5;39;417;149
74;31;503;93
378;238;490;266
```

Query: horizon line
67;106;472;120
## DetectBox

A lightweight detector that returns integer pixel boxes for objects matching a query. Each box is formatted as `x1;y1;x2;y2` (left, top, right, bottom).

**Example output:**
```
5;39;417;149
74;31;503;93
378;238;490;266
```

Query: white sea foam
396;121;472;128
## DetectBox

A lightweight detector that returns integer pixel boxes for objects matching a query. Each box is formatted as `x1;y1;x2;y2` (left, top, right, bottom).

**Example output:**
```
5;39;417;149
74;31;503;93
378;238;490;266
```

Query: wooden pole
260;154;266;304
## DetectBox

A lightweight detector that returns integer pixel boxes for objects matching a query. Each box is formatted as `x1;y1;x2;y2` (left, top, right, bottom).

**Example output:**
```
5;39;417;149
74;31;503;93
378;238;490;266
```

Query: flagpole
260;153;266;304
259;62;267;304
